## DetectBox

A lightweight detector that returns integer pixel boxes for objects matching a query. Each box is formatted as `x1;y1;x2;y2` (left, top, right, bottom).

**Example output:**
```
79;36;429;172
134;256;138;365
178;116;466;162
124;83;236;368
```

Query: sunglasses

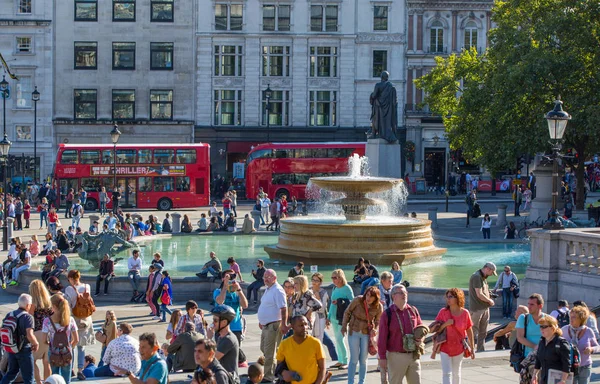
311;279;321;283
446;295;456;299
331;276;338;280
539;325;551;329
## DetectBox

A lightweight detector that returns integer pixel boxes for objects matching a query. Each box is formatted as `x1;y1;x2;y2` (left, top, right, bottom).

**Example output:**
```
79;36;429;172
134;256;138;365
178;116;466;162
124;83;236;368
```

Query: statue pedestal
366;138;402;178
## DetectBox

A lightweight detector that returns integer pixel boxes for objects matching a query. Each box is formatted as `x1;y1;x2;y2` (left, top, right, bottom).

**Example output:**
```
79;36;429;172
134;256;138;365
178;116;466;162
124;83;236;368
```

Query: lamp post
32;86;40;183
110;124;121;191
1;134;12;251
265;84;272;142
1;76;8;137
543;96;571;230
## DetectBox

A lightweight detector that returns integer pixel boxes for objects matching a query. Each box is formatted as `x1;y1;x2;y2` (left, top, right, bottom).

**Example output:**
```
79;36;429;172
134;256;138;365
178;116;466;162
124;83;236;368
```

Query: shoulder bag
509;314;528;372
363;299;378;356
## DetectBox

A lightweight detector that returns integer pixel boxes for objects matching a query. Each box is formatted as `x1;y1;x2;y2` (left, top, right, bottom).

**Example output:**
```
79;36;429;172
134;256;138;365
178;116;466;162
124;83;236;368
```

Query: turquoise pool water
69;235;530;288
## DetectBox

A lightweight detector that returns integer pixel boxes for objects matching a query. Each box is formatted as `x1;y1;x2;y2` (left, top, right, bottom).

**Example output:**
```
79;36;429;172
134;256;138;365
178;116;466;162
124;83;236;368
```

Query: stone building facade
52;0;196;148
195;0;407;176
0;0;54;182
405;0;493;190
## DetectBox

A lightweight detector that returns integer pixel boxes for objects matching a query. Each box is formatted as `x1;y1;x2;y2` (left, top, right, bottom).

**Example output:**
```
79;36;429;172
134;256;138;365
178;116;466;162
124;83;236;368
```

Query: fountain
264;155;446;265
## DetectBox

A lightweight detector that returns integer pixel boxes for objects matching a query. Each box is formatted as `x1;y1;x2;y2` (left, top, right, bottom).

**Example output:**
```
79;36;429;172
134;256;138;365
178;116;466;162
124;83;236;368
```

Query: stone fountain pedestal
366;138;402;178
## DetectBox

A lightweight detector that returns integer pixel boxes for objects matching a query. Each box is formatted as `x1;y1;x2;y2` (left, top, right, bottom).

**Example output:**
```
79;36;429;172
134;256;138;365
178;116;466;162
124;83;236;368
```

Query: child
246;356;265;384
29;235;40;257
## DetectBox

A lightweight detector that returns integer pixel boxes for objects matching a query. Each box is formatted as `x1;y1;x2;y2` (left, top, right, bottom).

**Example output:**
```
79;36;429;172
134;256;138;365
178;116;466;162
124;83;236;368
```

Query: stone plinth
251;210;261;231
428;206;438;229
171;213;181;233
88;215;100;228
365;138;402;178
529;158;559;222
6;218;14;240
496;205;507;227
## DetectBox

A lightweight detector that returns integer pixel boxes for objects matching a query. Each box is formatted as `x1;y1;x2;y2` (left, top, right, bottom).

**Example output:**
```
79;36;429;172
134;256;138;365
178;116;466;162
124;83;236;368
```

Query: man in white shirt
105;212;117;230
9;244;31;285
94;322;141;378
127;250;143;301
257;269;287;382
260;196;271;226
493;265;518;319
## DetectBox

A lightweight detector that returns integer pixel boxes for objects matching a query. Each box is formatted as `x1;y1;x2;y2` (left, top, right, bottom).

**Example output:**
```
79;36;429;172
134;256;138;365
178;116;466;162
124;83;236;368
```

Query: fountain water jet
264;155;445;265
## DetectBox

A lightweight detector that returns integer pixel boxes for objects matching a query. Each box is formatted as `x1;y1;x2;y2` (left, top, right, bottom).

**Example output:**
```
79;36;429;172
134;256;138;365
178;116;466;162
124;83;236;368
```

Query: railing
564;232;600;274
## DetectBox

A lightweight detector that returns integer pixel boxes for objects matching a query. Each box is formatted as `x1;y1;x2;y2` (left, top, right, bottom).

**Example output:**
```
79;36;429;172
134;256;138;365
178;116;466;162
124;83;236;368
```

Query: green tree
415;0;600;209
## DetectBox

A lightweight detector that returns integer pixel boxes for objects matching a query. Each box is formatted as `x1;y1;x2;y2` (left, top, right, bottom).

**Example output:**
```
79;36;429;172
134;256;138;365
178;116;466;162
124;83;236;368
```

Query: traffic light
517;155;526;172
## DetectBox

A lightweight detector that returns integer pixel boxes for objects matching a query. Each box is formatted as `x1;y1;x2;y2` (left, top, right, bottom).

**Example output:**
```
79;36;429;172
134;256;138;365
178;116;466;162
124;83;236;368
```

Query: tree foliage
415;0;600;207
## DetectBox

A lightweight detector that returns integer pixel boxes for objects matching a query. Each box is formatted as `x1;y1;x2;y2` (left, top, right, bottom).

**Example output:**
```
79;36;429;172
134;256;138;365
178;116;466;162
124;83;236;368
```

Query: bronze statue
368;71;398;143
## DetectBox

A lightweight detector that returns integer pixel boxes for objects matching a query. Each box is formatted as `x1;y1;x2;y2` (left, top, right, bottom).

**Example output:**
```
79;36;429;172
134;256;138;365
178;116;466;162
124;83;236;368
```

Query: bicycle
518;216;545;239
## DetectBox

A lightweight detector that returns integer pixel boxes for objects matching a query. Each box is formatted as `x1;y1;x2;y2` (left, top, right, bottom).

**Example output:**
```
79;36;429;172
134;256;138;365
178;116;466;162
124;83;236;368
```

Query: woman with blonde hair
42;294;79;383
532;316;571;384
561;305;600;384
328;269;353;369
39;196;49;229
29;279;53;383
310;272;329;341
29;234;40;257
289;275;322;332
390;262;403;285
97;310;118;367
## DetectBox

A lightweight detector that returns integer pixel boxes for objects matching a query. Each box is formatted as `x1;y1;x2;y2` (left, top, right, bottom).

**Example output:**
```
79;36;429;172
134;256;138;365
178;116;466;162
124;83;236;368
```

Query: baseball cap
483;262;497;276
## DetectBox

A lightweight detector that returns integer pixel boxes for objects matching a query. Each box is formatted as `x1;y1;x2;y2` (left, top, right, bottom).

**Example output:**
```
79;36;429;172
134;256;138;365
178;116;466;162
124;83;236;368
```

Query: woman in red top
23;199;31;228
48;207;59;238
434;288;475;384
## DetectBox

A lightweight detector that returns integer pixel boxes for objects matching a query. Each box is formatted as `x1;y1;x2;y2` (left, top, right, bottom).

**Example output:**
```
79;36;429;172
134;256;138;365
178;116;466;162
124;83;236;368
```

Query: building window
150;90;173;120
310;5;337;32
214;45;243;76
309;47;337;77
215;4;243;31
17;0;31;14
16;37;32;53
214;90;242;126
113;42;135;70
373;5;388;31
309;91;336;126
74;89;97;120
262;5;290;31
150;43;173;70
151;0;173;22
75;0;98;21
262;90;289;126
464;21;478;50
430;21;444;53
262;46;290;77
15;76;32;109
15;125;32;141
74;42;97;69
112;90;135;120
372;50;387;77
113;0;135;21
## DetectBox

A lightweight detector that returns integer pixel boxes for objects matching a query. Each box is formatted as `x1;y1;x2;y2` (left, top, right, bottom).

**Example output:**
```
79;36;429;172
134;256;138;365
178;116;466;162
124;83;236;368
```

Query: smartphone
229;273;237;280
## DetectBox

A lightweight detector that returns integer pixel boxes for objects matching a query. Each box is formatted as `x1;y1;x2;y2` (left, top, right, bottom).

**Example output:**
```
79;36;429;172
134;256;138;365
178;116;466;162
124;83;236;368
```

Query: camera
490;292;499;299
228;273;236;280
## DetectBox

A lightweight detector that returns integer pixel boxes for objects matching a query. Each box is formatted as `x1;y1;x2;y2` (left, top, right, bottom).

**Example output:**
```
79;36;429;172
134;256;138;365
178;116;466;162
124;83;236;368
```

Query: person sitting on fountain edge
197;252;222;279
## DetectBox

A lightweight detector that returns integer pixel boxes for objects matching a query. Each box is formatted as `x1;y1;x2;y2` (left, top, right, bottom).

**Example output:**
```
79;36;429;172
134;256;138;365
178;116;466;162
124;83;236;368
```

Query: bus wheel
158;198;172;211
276;189;290;199
85;199;98;212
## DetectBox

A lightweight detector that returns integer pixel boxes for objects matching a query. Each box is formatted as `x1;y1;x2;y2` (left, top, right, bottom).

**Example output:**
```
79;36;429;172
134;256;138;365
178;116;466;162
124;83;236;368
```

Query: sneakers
152;316;161;320
8;281;18;286
1;283;5;289
76;371;86;380
238;361;249;368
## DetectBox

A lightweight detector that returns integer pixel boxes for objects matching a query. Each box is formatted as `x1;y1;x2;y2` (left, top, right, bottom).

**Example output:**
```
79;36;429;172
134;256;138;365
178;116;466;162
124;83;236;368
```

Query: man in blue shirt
214;269;249;367
516;293;546;357
119;332;168;384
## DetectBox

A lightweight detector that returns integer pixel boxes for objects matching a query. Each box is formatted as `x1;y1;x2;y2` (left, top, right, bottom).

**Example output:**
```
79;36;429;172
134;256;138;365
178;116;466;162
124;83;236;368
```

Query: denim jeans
72;216;81;230
360;277;380;295
98;345;107;367
1;346;34;384
199;266;219;277
49;222;57;237
128;271;140;293
40;211;48;228
161;303;173;322
323;331;338;361
100;202;107;216
94;364;115;377
96;274;112;295
502;288;513;318
51;361;73;384
76;345;85;369
482;228;491;239
574;366;591;384
348;332;369;384
12;264;30;282
247;280;265;302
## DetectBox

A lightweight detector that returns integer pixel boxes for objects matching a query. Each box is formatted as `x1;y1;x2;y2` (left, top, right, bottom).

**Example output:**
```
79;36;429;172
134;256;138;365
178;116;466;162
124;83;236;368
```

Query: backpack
47;189;56;201
0;311;27;354
72;285;96;318
556;309;570;328
566;329;582;375
71;204;80;217
509;314;528;373
48;321;73;367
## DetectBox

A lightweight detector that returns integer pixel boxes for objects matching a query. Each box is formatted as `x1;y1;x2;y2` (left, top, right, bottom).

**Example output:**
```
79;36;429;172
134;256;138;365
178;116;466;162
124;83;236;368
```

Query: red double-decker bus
245;142;366;200
54;143;210;211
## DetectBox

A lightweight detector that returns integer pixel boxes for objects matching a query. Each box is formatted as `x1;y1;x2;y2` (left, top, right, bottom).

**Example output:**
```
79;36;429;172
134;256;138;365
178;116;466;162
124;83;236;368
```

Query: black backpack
556;309;570;328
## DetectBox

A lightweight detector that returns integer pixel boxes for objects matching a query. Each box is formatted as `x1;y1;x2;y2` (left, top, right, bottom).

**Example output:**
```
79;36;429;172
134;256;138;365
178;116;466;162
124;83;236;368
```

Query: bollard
496;204;507;228
6;218;14;240
88;214;100;230
171;213;181;233
428;206;438;229
251;210;261;231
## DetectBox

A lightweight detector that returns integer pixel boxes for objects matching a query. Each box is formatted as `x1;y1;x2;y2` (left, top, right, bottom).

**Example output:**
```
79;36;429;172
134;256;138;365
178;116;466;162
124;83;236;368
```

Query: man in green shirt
468;262;497;352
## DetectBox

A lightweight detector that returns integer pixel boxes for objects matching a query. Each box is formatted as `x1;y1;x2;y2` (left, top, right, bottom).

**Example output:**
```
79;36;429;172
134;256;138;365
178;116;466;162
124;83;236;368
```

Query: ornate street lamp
110;124;121;191
543;96;571;230
32;86;40;183
1;76;8;137
1;134;12;250
265;84;272;142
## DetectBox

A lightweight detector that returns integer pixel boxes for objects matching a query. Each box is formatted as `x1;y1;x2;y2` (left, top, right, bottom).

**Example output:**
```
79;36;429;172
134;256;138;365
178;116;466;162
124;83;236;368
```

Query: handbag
160;290;171;305
509;314;528;372
95;330;106;343
363;299;378;356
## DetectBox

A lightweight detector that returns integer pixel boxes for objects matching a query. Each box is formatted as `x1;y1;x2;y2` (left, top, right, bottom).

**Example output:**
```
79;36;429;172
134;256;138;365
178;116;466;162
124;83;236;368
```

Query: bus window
176;177;190;191
80;150;100;164
154;149;175;164
275;149;290;158
313;148;328;158
61;150;78;164
102;150;113;164
138;177;152;192
101;178;113;192
294;149;311;158
81;178;101;192
272;174;295;185
248;149;272;162
153;176;174;192
117;149;136;164
176;149;196;164
138;149;152;164
295;174;310;185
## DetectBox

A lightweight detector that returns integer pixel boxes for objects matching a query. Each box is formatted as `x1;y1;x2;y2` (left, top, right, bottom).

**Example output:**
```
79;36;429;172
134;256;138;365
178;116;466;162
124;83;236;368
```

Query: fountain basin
264;217;446;265
310;176;402;194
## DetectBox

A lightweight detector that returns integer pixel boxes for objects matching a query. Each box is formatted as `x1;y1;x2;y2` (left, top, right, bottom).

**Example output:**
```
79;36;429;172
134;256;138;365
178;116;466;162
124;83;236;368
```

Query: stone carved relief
260;78;292;88
307;78;339;88
356;33;405;43
212;78;245;87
